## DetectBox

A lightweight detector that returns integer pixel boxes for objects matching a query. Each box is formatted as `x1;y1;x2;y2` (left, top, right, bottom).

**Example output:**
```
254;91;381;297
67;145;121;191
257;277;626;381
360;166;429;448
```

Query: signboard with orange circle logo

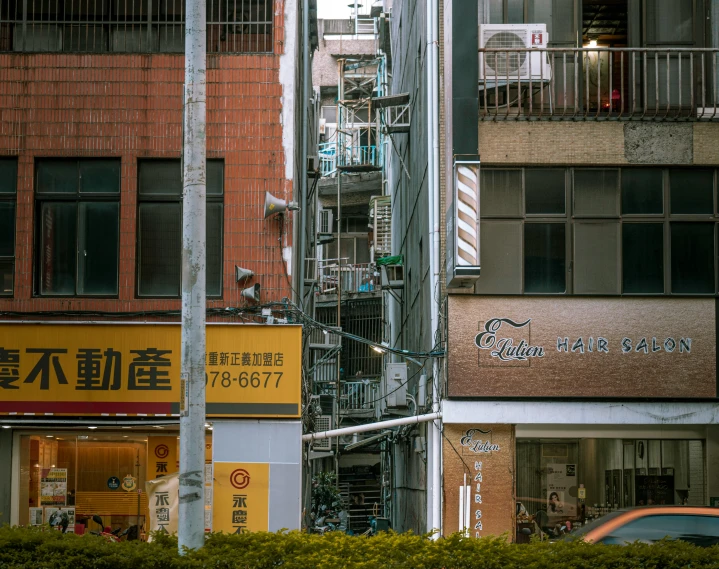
212;462;269;533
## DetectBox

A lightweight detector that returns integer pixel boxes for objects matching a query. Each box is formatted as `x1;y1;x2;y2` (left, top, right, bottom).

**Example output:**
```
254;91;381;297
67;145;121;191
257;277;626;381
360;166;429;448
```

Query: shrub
0;526;718;569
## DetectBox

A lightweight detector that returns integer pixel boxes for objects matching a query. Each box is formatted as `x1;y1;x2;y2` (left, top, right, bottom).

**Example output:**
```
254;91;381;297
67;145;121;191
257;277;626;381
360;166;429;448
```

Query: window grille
0;0;274;54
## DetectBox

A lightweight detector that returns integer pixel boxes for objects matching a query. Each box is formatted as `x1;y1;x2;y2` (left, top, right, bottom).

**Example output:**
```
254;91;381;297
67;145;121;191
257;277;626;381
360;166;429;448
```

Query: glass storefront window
19;433;150;532
516;438;706;536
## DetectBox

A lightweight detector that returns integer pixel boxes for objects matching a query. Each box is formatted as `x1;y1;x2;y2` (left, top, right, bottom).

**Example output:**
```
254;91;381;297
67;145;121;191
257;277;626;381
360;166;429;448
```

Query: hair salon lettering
475;318;692;362
460;429;500;453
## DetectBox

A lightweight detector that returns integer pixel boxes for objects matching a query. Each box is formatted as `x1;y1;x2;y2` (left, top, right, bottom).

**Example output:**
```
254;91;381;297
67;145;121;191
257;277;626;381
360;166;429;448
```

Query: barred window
0;0;273;54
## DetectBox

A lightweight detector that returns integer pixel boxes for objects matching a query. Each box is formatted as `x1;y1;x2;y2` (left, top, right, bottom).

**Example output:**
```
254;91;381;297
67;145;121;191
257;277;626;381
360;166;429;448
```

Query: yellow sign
148;436;178;479
212;462;269;534
0;324;301;417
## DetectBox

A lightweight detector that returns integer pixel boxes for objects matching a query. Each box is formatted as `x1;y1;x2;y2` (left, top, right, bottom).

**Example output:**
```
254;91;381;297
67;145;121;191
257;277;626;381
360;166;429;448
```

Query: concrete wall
312;20;376;88
387;0;431;534
0;429;11;526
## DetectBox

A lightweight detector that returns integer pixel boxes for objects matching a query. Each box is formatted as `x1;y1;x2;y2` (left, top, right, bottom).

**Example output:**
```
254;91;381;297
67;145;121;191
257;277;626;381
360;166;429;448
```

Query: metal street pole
179;0;206;553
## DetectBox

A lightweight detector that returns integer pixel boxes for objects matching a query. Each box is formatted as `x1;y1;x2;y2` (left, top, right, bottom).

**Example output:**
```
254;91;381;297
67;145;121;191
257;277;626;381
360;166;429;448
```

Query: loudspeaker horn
241;283;261;302
264;191;299;219
235;266;255;282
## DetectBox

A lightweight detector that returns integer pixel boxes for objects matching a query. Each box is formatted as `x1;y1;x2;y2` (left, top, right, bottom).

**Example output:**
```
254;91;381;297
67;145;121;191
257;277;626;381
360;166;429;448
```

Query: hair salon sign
475;317;691;363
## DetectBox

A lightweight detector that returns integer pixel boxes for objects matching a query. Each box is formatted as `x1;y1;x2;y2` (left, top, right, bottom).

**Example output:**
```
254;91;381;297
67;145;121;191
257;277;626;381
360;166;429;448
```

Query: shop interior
16;426;212;537
516;438;705;538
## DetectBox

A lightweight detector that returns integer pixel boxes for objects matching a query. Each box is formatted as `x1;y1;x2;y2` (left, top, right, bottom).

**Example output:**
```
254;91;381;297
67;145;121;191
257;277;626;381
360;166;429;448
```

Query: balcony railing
317;261;377;295
318;142;336;177
340;380;380;414
479;47;719;121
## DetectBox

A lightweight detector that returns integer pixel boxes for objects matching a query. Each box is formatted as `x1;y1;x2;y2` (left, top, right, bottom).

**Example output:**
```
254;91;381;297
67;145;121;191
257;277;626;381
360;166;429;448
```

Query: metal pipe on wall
179;0;207;552
427;0;442;538
298;0;309;310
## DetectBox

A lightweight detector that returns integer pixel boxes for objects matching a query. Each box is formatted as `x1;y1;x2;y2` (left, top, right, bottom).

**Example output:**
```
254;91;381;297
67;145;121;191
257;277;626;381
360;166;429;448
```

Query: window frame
135;158;224;299
478;166;719;296
0;157;18;297
33;157;121;298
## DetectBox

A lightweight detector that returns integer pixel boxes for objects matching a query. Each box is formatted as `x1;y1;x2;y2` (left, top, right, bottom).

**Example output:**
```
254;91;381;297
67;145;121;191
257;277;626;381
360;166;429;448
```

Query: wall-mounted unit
380;265;404;289
479;24;551;82
370;196;391;258
318;208;334;236
311;414;334;452
384;362;408;408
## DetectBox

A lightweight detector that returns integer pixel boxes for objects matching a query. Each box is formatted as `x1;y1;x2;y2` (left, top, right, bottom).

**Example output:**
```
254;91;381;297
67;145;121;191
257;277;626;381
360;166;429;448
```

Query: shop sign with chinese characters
147;437;178;480
212;462;269;534
0;324;301;417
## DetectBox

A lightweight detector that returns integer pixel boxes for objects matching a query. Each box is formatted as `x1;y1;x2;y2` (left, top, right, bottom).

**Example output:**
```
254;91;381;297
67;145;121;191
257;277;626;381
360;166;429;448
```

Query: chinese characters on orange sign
213;462;269;534
0;324;301;417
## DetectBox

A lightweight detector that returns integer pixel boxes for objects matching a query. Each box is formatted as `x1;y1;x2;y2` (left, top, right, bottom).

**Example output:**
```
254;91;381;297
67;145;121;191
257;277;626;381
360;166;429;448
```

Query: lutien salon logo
460;429;500;453
474;318;544;362
475;316;693;362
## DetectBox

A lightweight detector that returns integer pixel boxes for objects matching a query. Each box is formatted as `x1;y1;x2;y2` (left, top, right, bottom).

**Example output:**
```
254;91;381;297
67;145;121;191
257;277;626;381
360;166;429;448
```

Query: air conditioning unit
312;414;334;452
479;24;551;82
318;209;334;235
384;362;408;408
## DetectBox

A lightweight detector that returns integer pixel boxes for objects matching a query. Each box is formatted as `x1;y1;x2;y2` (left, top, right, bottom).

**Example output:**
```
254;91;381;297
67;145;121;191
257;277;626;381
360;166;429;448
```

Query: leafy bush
1;525;718;569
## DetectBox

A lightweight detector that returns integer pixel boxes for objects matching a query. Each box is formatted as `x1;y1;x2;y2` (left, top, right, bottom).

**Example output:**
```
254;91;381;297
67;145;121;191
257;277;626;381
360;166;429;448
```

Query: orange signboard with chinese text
0;323;301;417
212;462;269;534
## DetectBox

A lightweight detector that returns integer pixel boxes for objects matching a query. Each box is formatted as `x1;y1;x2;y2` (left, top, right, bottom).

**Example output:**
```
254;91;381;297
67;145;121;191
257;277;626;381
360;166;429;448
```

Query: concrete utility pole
179;0;207;553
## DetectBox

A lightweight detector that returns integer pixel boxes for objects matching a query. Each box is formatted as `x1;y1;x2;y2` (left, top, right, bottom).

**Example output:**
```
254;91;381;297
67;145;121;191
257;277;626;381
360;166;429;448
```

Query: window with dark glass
622;169;663;215
525;169;565;215
0;158;17;296
671;223;715;294
622;223;664;293
137;159;223;297
35;159;120;296
479;166;718;296
524;223;566;293
670;169;714;215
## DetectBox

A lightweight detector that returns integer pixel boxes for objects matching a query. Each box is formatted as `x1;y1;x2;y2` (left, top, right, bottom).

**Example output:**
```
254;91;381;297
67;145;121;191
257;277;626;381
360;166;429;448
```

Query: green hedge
1;526;718;569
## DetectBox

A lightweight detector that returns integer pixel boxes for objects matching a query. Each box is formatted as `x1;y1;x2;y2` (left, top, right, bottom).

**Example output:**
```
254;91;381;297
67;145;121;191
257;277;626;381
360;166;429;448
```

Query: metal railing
317;261;377;295
318;142;336;177
479;47;719;121
337;145;380;169
340;380;380;412
0;0;274;53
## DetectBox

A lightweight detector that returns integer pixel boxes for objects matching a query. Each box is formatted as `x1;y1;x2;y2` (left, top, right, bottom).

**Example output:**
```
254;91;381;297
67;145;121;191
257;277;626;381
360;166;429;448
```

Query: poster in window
40;468;67;507
547;464;577;518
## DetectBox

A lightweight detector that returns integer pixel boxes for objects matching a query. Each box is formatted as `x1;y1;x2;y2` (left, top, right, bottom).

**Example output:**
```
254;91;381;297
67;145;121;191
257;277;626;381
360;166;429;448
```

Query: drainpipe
303;412;442;441
299;0;310;309
427;0;442;538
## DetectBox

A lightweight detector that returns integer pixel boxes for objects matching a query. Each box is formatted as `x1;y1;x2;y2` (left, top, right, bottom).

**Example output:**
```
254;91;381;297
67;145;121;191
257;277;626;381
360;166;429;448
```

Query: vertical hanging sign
447;155;481;288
